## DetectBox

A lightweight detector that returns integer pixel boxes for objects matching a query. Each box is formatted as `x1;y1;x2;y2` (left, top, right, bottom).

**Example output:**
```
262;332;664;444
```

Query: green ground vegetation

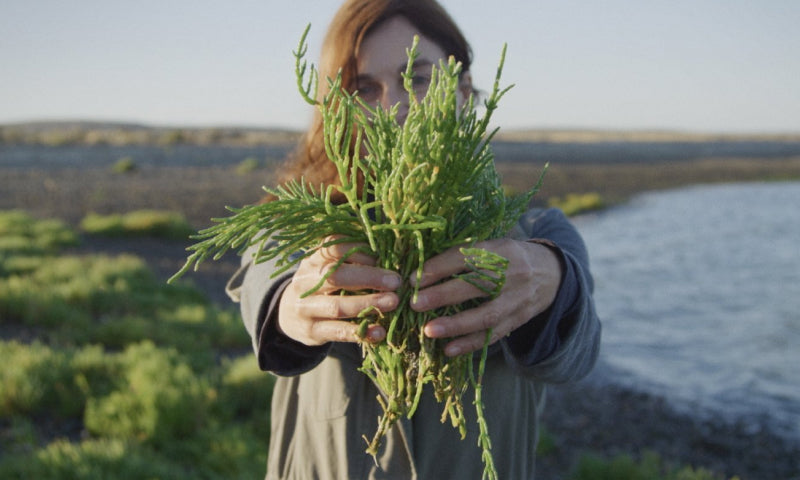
570;452;740;480
79;210;194;240
235;156;262;175
0;211;272;479
548;192;605;216
111;156;138;174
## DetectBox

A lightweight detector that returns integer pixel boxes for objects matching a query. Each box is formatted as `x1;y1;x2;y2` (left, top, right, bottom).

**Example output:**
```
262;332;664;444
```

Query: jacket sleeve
226;241;331;376
499;208;601;383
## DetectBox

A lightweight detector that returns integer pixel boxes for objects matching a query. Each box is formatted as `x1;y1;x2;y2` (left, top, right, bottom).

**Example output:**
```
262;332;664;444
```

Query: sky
2;0;799;134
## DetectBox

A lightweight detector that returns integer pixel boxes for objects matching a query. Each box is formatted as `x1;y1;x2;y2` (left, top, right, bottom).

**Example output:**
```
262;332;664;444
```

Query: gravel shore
538;368;800;479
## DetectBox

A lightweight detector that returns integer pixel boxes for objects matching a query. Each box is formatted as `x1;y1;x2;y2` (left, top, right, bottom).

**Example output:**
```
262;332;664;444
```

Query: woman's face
356;15;470;123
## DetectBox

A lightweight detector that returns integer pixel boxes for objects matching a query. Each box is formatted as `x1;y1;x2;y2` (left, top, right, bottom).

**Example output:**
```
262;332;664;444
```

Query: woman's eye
356;82;380;102
411;75;431;92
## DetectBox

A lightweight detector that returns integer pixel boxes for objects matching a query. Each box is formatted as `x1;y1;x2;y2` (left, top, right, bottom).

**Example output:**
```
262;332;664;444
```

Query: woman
227;1;601;478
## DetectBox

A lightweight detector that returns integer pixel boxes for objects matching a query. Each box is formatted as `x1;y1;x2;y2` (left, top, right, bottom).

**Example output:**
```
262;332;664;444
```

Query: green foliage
570;452;740;480
172;26;546;480
0;251;246;350
536;425;557;457
0;340;270;479
235;156;261;175
549;192;605;217
572;452;662;480
80;210;194;240
217;356;276;437
0;438;187;479
0;210;271;478
84;342;210;444
0;212;274;479
111;156;137;174
0;211;79;258
0;342;96;418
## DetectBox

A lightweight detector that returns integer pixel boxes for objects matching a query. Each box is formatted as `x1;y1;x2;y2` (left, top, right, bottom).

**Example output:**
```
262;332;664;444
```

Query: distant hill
2;120;798;146
0;120;302;147
493;128;800;143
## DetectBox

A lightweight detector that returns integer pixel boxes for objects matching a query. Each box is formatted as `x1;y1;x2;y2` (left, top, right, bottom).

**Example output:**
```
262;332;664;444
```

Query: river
573;181;800;440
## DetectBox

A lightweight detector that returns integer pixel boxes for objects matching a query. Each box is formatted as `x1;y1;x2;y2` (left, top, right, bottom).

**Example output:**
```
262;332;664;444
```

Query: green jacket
227;208;601;479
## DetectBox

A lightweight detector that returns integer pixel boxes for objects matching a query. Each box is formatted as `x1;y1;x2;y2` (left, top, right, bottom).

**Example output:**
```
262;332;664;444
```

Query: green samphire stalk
171;25;545;480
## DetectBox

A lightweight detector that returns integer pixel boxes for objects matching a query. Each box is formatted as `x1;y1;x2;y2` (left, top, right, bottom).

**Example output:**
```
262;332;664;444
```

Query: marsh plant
0;211;275;478
80;210;194;240
172;26;545;479
111;156;138;174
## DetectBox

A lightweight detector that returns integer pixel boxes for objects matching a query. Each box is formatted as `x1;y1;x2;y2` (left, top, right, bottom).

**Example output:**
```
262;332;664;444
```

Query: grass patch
0;340;272;479
235;156;261;175
569;452;740;480
0;211;79;257
80;210;194;240
0;211;272;478
0;248;245;350
111;156;137;174
548;192;605;216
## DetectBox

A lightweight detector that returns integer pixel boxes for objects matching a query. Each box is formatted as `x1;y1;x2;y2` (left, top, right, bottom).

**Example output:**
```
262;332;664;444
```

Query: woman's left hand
411;238;562;357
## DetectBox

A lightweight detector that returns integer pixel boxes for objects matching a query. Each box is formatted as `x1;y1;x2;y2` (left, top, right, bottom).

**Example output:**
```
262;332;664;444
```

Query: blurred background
1;1;799;479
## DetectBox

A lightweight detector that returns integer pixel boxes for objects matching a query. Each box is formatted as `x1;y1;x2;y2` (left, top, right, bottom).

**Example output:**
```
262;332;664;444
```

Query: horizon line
2;118;799;140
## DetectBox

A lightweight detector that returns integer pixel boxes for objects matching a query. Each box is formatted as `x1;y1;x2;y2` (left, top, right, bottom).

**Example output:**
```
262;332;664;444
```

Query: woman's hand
411;239;562;357
277;237;402;346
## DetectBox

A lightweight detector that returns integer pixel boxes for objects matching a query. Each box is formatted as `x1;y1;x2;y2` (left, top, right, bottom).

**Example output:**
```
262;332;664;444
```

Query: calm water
574;181;800;439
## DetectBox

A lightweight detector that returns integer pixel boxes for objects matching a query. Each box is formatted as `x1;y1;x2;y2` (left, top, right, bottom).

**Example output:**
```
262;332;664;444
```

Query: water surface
574;181;800;438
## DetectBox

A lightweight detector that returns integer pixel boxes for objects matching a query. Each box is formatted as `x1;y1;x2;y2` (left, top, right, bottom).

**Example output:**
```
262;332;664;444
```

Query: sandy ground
3;154;800;479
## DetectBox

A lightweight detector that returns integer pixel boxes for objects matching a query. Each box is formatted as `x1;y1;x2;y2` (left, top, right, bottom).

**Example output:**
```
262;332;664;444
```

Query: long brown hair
275;0;473;192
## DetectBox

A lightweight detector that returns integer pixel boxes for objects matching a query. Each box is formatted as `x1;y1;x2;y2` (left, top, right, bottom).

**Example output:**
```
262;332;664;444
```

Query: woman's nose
382;86;408;124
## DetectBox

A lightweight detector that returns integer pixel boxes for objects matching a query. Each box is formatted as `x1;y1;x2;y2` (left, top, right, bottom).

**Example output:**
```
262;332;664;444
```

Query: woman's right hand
277;237;401;346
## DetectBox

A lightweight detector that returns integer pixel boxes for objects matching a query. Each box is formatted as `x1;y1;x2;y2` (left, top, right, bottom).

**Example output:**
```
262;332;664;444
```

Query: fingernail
376;294;396;310
411;292;426;310
368;326;385;342
425;323;445;337
383;274;401;290
445;344;461;357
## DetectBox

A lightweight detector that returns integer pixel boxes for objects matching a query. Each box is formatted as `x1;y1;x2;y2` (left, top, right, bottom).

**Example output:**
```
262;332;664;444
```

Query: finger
319;236;376;266
296;263;401;293
305;319;364;344
328;264;402;292
363;324;387;343
423;304;512;357
412;245;468;288
410;276;486;312
307;321;386;344
423;303;504;341
440;328;505;357
296;292;399;320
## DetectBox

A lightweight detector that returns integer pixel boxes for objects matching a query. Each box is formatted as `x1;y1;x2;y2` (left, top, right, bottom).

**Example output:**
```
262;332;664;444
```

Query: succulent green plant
171;25;545;479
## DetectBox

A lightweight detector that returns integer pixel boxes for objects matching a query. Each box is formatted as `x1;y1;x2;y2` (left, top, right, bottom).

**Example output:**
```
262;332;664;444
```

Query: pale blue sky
2;0;798;133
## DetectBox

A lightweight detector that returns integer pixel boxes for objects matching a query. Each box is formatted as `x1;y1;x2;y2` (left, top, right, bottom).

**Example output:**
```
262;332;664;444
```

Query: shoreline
3;155;800;229
538;362;800;479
